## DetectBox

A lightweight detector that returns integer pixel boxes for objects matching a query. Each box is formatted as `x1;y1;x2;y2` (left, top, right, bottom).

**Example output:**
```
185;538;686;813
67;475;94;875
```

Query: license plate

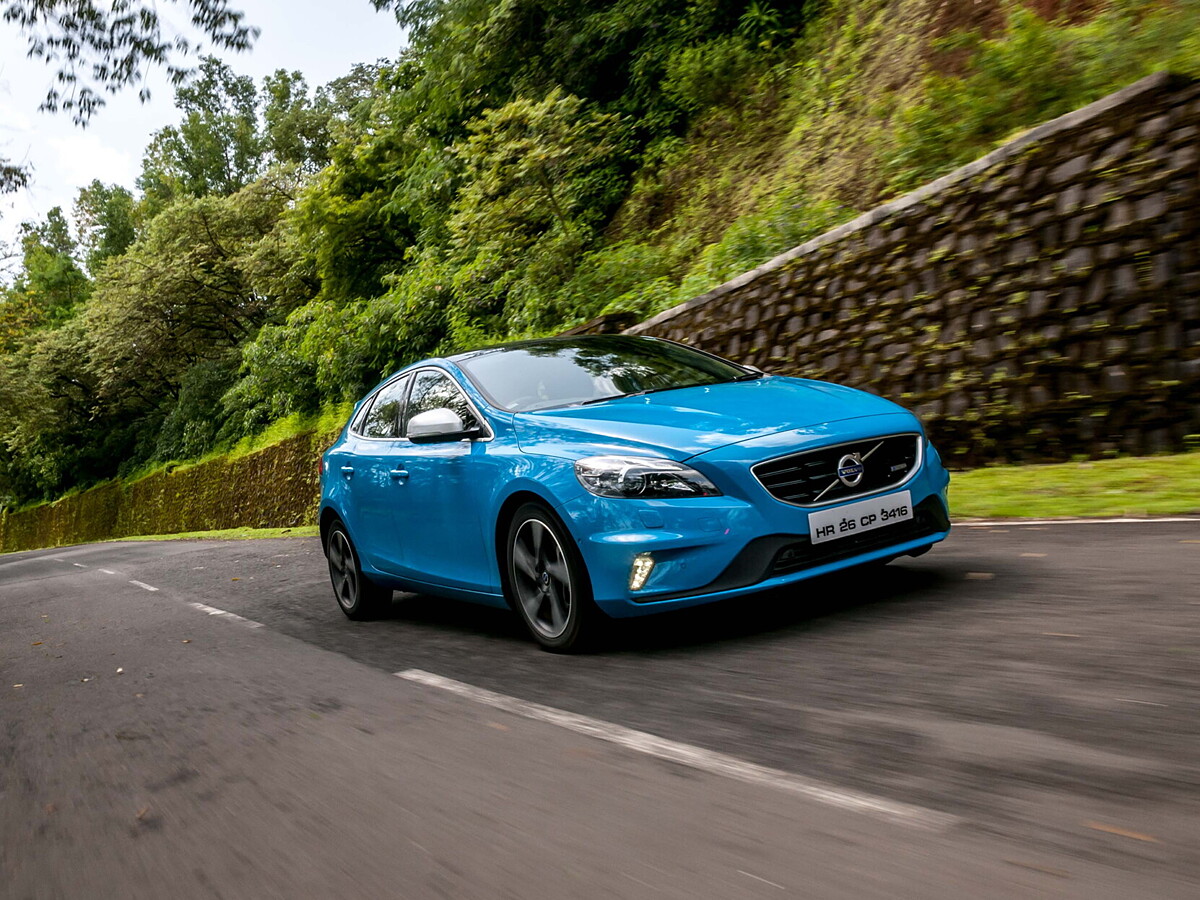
808;491;912;545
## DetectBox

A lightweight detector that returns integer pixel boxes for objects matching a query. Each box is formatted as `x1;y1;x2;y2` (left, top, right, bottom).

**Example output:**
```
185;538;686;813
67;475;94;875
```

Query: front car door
393;368;495;593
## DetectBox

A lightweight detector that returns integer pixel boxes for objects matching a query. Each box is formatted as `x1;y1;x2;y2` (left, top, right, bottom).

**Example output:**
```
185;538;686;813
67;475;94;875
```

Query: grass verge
115;526;321;543
950;452;1200;519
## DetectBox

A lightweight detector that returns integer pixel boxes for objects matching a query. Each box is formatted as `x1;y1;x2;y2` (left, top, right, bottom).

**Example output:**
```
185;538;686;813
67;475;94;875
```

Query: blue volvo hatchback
319;335;951;651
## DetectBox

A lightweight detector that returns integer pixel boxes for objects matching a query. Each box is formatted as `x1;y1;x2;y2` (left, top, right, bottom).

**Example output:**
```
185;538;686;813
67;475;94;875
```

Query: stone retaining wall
629;72;1200;465
0;430;335;553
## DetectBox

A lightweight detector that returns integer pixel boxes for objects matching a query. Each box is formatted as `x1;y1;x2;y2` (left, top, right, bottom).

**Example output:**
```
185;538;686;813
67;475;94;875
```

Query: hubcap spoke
544;556;568;584
548;583;566;632
512;543;538;582
530;521;544;558
521;590;543;620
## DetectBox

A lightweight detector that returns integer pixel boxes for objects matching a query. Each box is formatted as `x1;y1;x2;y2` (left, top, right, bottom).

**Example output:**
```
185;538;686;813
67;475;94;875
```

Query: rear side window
403;370;480;435
357;375;411;438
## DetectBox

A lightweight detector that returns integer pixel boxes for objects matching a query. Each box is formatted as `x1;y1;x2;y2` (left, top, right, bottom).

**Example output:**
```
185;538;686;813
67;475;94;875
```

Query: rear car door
340;374;411;574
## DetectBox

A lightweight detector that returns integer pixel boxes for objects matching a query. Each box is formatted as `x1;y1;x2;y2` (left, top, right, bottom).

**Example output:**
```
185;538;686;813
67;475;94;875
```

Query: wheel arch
493;487;588;604
319;504;343;547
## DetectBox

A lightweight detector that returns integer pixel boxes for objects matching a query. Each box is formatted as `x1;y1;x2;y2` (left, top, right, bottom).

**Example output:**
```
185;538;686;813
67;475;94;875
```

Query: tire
325;519;392;620
505;503;596;652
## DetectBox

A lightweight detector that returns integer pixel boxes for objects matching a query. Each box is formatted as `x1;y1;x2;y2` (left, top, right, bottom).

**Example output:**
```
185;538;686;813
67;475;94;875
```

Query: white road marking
1115;698;1167;707
957;517;1200;526
49;557;66;562
99;569;116;575
738;871;786;890
396;669;957;831
129;580;159;592
184;602;264;629
72;562;88;568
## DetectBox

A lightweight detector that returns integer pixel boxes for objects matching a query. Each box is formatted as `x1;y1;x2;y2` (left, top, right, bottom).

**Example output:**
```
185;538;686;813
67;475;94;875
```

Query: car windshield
453;336;758;412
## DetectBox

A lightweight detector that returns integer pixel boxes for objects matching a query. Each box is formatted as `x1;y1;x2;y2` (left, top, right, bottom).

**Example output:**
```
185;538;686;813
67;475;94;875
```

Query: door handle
389;468;409;482
340;466;355;479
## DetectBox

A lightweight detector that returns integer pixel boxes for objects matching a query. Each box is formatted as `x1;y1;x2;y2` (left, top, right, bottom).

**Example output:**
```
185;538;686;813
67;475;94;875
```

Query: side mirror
407;408;482;443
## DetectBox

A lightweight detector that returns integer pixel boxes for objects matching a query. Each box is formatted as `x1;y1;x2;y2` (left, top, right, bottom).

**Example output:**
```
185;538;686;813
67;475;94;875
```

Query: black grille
769;495;950;575
752;434;920;506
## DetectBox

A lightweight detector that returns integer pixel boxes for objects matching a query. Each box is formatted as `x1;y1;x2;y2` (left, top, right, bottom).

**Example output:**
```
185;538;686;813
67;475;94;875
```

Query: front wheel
505;503;596;652
325;520;392;620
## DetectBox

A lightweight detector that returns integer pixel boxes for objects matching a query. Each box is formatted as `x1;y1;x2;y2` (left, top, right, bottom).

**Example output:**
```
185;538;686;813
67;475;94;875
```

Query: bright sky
0;0;406;250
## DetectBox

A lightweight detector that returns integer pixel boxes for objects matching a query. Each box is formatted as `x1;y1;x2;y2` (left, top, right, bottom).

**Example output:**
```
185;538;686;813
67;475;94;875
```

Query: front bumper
558;432;951;618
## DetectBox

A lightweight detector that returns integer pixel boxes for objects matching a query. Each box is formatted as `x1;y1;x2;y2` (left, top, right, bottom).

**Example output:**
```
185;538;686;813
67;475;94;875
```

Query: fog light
629;554;655;591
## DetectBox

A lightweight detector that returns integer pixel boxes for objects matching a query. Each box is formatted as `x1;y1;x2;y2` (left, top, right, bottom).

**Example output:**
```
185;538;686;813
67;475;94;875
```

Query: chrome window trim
351;367;495;443
349;373;412;441
750;432;924;509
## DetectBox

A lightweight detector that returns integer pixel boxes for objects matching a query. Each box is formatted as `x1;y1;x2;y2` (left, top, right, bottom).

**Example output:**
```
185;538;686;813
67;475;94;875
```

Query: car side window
358;375;410;438
403;370;481;436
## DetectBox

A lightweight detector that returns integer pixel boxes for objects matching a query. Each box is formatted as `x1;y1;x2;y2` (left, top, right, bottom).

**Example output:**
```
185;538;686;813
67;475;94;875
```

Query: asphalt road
2;521;1198;898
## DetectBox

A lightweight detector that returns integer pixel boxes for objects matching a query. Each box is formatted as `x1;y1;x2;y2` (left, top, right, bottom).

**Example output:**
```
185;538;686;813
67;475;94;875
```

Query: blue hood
514;376;908;460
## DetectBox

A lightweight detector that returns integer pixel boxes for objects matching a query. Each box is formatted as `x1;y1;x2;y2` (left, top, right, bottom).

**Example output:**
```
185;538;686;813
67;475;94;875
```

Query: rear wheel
505;503;596;652
325;520;392;620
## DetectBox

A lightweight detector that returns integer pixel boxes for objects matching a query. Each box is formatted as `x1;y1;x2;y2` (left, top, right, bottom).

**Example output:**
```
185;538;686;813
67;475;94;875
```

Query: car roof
447;333;662;364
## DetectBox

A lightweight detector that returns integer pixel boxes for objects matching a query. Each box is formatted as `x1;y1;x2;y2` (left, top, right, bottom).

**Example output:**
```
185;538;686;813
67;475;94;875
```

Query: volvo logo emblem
836;453;865;487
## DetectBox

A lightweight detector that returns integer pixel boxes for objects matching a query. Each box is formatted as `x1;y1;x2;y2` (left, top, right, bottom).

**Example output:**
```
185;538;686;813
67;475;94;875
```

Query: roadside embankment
0;429;337;553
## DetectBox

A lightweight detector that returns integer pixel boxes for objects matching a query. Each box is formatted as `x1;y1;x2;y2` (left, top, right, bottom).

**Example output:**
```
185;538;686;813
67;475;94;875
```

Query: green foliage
885;0;1200;194
662;36;759;113
675;191;849;299
153;353;242;462
137;56;353;212
444;89;633;337
262;70;331;172
548;241;671;323
12;208;90;320
73;181;138;275
85;174;295;416
138;56;263;204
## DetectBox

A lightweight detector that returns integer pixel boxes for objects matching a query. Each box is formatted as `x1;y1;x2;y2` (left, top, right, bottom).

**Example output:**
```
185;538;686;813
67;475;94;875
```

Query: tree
262;70;331;172
0;0;258;195
0;315;112;500
12;207;90;320
85;173;295;416
73;181;137;275
138;56;262;204
1;0;257;124
452;89;629;243
443;89;631;337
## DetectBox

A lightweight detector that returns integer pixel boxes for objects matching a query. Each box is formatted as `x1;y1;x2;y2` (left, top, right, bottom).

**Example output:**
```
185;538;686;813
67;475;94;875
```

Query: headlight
574;456;721;499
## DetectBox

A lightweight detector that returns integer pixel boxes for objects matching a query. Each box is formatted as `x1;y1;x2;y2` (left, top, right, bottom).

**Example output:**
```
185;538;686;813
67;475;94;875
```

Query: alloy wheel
327;528;359;611
510;518;573;640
